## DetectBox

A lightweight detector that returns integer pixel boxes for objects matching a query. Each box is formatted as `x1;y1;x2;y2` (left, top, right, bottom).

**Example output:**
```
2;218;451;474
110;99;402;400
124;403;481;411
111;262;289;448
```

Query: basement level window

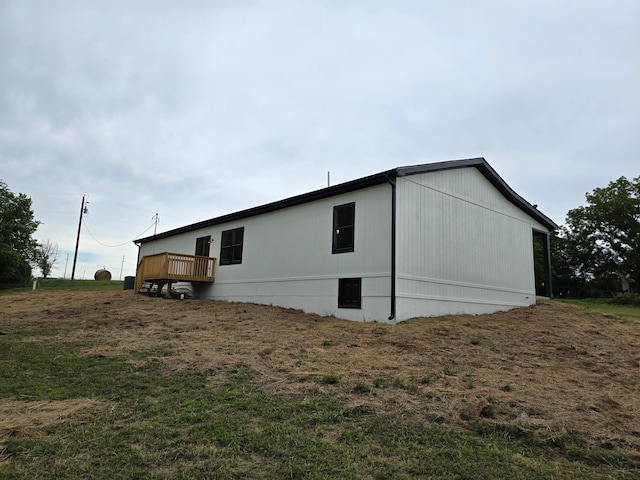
220;227;244;265
332;202;355;254
338;278;362;309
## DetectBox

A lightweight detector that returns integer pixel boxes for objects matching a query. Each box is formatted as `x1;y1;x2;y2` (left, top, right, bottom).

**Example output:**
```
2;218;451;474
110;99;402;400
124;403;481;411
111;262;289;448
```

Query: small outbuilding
133;158;557;323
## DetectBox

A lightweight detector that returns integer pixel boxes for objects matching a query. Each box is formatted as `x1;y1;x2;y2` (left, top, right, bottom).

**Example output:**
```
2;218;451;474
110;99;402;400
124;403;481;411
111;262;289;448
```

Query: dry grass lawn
2;290;639;462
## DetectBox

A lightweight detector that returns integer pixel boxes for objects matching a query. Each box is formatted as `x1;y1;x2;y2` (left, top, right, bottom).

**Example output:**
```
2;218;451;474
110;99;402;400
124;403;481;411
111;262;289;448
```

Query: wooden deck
134;252;215;295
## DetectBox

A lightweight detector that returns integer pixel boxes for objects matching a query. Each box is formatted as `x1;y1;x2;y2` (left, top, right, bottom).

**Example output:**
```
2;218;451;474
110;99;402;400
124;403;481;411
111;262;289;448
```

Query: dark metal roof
135;157;557;244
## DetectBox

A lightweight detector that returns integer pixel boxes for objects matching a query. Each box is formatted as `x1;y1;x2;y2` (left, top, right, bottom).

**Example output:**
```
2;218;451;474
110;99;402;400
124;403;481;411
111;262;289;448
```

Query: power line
82;219;156;248
80;213;152;227
32;191;167;218
86;195;163;215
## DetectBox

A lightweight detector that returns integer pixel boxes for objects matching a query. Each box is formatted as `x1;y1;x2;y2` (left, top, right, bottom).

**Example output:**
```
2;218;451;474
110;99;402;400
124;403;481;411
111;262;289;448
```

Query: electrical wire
82;219;156;247
82;213;153;227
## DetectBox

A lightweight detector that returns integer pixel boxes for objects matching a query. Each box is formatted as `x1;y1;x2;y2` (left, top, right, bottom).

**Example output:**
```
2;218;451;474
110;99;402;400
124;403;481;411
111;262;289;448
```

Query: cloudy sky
1;0;638;279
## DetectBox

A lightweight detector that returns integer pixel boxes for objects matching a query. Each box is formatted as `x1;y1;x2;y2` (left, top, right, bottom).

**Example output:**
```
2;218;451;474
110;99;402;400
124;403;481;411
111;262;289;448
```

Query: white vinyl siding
138;184;392;321
137;164;551;323
395;168;544;318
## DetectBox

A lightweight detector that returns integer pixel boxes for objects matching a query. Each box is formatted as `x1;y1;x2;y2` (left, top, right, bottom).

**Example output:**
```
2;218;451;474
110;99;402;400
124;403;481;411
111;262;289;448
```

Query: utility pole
71;195;87;280
119;256;125;280
153;213;159;235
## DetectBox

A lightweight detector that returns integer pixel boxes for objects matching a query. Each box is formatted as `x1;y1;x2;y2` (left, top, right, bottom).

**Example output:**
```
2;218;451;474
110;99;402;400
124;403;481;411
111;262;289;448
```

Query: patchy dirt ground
1;290;639;460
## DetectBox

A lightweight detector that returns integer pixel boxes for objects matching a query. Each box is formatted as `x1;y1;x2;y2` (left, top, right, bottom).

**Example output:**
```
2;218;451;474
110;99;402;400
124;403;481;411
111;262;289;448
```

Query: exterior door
195;235;211;257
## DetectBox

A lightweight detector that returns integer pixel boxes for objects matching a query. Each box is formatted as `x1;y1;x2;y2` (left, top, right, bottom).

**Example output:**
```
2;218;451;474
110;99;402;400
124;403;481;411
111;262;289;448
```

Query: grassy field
34;278;125;291
556;298;640;321
1;288;638;479
0;278;124;295
1;338;634;479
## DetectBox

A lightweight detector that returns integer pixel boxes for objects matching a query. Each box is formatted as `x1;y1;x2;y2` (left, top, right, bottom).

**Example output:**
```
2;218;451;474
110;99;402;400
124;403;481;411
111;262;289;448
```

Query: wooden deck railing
134;252;215;293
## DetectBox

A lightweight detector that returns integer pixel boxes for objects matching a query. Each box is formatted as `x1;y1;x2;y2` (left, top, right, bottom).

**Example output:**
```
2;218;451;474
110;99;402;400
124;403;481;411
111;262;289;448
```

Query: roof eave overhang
134;168;398;243
134;157;557;244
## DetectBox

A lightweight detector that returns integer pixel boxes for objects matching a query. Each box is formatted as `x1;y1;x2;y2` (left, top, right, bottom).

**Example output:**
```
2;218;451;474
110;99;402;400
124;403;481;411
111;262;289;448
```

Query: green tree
554;176;639;295
551;230;588;297
0;243;32;286
0;180;40;285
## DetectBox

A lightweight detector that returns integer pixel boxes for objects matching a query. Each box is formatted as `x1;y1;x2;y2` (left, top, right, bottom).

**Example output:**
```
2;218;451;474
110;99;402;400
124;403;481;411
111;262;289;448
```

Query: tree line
0;180;58;286
1;176;638;295
552;176;639;298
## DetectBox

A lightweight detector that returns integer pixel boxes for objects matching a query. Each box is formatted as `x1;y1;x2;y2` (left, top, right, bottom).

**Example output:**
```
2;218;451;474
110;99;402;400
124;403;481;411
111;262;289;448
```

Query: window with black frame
338;278;362;309
220;227;244;265
332;202;355;254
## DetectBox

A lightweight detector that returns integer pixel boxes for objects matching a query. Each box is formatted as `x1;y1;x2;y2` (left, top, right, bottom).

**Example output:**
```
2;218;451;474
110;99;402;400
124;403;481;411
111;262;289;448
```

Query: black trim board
134;157;557;244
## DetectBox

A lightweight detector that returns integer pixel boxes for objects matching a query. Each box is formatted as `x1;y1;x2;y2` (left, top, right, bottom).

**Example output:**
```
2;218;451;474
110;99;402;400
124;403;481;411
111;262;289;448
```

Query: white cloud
1;0;638;278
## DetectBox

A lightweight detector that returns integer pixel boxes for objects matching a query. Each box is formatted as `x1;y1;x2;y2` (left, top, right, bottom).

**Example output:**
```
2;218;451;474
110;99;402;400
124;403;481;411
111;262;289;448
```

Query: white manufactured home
133;158;557;323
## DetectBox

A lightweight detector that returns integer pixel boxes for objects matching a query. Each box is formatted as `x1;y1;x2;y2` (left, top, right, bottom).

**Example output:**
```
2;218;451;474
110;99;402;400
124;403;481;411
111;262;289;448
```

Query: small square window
220;227;244;265
338;278;361;309
332;202;355;254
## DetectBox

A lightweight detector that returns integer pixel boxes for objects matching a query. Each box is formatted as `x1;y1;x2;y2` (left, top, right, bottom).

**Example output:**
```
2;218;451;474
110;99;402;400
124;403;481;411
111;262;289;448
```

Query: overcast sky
1;0;638;279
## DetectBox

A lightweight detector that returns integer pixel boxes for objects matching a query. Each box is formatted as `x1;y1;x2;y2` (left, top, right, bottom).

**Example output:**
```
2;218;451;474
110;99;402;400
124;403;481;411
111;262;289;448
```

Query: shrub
608;293;640;307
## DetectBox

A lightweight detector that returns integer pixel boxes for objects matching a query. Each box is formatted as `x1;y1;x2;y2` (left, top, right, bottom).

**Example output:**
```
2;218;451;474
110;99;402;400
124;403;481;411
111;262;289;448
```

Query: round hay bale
94;269;112;281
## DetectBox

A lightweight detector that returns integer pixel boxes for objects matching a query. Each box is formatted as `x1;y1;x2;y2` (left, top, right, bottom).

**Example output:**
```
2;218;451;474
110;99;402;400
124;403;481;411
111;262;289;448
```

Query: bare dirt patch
2;290;639;460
